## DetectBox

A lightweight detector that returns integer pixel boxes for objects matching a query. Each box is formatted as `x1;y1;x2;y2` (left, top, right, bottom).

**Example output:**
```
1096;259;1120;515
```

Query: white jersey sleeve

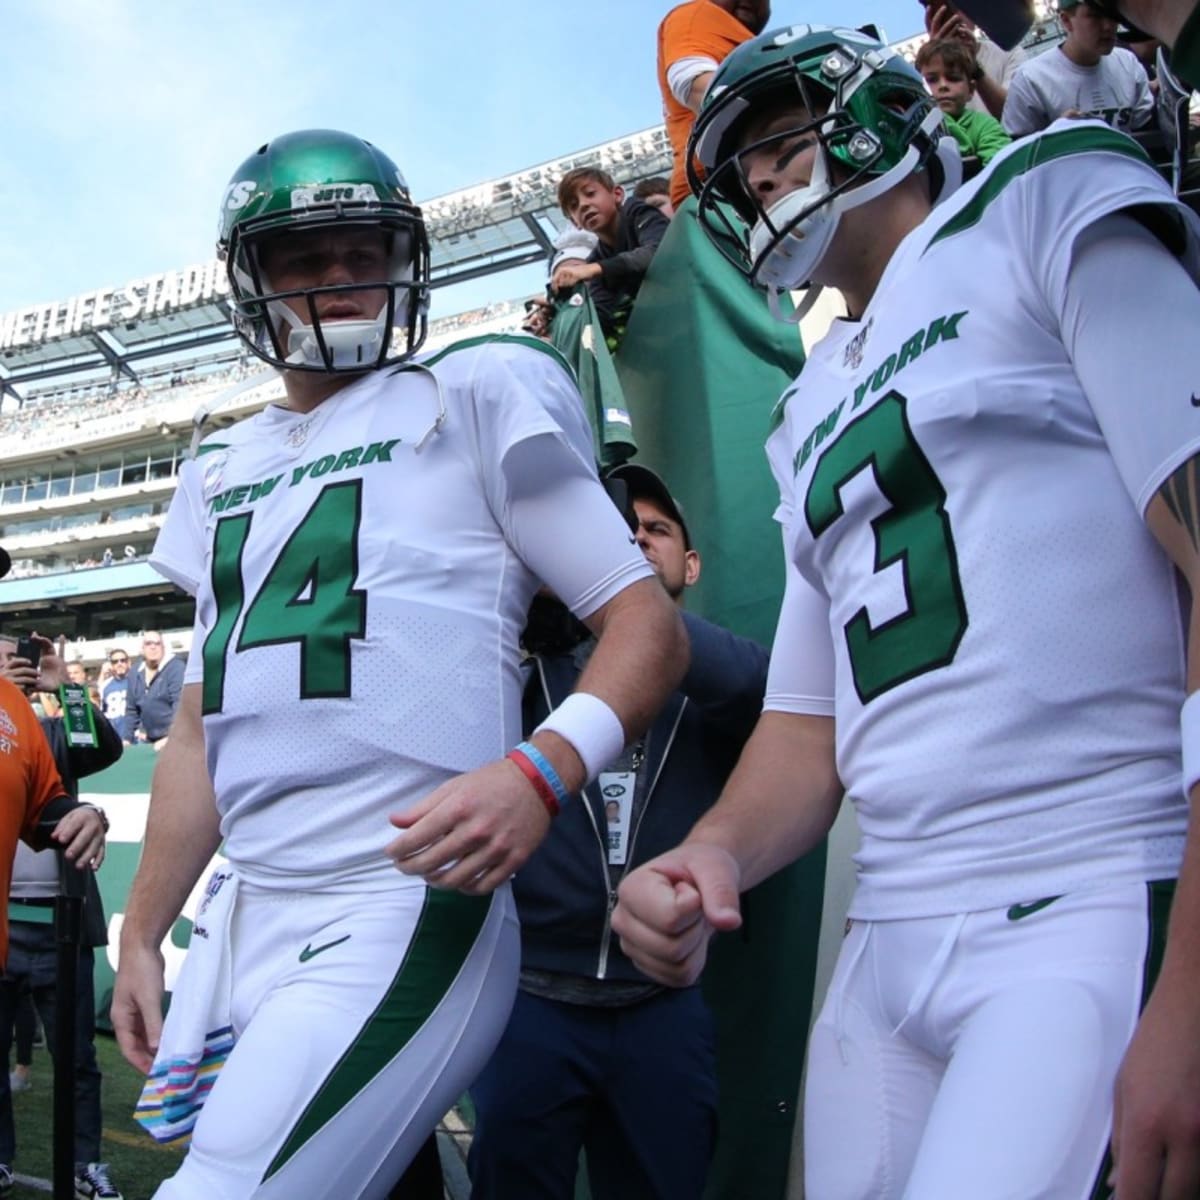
763;553;837;717
444;336;652;619
1058;213;1200;512
150;454;209;596
763;393;836;715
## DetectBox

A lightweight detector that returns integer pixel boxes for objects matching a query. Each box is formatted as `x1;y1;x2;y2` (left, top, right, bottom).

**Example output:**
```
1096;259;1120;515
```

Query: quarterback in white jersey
614;26;1200;1200
111;130;687;1200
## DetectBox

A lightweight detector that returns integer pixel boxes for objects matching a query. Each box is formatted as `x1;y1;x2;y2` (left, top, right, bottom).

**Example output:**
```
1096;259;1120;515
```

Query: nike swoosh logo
1006;896;1061;922
299;934;351;962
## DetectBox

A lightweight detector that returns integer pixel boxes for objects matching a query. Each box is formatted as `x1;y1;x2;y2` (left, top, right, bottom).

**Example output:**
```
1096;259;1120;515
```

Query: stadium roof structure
0;125;673;403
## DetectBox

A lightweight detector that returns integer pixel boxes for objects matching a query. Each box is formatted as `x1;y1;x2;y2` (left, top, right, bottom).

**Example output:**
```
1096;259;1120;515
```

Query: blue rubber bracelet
514;740;571;809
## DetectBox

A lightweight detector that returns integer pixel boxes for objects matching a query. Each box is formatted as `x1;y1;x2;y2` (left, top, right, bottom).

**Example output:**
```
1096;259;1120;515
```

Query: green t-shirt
946;107;1013;165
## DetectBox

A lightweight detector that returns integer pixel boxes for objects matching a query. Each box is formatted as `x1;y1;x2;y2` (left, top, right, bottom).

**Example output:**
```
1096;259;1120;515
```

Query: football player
110;129;687;1199
612;26;1200;1200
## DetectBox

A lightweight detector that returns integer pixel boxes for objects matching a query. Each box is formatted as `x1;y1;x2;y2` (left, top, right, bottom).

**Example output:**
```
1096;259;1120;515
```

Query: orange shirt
0;678;67;963
657;0;757;207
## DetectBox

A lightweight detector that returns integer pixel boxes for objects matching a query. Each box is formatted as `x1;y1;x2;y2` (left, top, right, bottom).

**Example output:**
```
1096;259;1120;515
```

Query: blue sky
0;0;924;318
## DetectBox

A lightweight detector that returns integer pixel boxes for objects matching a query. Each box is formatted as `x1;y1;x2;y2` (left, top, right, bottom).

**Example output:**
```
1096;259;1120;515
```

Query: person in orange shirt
657;0;770;209
0;550;107;972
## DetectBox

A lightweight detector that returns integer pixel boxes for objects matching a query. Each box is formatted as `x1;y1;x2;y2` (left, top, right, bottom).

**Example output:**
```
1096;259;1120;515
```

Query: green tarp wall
614;199;826;1200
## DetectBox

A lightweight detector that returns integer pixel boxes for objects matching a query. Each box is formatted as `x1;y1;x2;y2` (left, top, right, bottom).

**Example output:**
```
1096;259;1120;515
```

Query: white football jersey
153;336;645;885
765;123;1200;919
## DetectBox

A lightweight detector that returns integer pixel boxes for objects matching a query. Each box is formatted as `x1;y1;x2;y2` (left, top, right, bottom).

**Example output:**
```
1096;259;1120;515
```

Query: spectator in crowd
552;168;670;345
110;128;685;1198
0;632;122;1200
125;631;184;748
0;550;109;1200
101;650;133;743
633;176;676;218
66;660;88;688
615;24;1200;1200
469;464;768;1200
920;0;1029;119
657;0;771;209
918;38;1013;163
1003;0;1155;135
958;0;1200;85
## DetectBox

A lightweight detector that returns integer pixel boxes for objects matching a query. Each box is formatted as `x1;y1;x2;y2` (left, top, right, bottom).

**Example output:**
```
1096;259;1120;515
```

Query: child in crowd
1003;0;1154;135
917;38;1013;164
551;168;669;345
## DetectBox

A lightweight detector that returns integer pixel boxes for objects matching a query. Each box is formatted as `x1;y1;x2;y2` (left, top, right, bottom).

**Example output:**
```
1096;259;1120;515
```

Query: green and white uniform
764;122;1200;1198
147;335;652;1199
766;123;1198;921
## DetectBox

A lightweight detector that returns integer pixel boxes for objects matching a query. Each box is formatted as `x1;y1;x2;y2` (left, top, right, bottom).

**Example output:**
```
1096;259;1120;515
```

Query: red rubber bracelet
506;748;561;818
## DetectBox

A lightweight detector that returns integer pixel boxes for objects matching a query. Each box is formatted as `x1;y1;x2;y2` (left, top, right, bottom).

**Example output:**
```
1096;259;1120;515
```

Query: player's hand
1110;971;1200;1200
52;806;106;870
386;758;553;895
1062;107;1086;119
612;842;743;988
551;260;602;293
112;942;166;1074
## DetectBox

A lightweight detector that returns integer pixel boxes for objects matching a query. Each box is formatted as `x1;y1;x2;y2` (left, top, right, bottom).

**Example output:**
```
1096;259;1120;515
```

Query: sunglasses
110;657;129;664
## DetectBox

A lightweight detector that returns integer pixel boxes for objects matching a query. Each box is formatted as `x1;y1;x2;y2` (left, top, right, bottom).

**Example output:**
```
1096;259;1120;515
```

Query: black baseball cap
606;463;692;549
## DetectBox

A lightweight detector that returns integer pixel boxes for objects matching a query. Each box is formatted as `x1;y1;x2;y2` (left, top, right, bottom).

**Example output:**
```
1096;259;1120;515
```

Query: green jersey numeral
202;481;367;714
804;390;967;703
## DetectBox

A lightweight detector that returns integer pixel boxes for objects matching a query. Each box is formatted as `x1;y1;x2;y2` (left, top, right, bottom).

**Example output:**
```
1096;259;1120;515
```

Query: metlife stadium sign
0;259;231;350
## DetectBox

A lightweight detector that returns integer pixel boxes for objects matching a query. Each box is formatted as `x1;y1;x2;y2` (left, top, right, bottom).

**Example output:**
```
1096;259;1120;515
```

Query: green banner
616;199;822;1200
549;285;637;469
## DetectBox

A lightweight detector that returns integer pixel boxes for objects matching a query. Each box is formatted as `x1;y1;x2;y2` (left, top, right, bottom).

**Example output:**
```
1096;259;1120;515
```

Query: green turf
11;1031;182;1199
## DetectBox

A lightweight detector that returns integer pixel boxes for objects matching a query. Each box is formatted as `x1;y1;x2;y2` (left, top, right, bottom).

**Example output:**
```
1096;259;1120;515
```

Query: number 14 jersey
152;337;634;887
765;123;1200;920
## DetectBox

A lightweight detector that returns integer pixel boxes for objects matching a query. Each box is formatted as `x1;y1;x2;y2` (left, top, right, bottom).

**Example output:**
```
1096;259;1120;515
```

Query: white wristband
535;692;626;784
1183;690;1200;798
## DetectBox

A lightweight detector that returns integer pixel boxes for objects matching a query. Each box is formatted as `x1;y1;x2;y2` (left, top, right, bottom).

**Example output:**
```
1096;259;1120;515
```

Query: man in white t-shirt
109;128;687;1200
1004;0;1155;134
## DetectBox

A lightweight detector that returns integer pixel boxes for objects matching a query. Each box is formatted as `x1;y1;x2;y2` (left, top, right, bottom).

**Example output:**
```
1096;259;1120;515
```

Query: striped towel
134;868;238;1144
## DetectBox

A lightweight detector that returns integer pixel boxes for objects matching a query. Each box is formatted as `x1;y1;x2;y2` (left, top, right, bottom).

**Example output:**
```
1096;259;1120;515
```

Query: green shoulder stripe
420;332;576;380
768;384;800;435
927;125;1152;251
195;442;230;457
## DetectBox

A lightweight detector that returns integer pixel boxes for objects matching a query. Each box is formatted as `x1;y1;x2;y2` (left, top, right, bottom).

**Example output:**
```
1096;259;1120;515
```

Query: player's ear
613;184;626;205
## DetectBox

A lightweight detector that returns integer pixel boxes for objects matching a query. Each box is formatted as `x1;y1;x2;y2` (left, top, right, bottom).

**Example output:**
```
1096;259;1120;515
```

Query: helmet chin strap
265;298;390;370
757;106;949;325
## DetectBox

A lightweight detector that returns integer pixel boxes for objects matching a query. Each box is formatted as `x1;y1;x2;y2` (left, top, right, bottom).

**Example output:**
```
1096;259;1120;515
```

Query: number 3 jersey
151;336;648;886
765;123;1200;919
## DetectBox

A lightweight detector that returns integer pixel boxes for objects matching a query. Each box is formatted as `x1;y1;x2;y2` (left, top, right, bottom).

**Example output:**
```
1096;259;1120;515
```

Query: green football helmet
687;25;953;295
217;129;430;373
